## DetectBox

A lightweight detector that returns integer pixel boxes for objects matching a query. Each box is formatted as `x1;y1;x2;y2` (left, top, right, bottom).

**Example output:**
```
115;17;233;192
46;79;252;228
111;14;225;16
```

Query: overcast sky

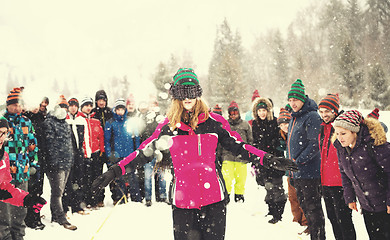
0;0;312;102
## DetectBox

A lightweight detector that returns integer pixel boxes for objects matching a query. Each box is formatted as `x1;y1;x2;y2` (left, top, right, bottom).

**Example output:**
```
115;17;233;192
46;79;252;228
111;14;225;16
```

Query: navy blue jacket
287;97;322;179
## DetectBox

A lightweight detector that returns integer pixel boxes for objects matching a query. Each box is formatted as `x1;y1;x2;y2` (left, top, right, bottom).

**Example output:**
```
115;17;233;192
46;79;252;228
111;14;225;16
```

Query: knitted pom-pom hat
333;110;363;133
169;68;202;100
288;79;306;102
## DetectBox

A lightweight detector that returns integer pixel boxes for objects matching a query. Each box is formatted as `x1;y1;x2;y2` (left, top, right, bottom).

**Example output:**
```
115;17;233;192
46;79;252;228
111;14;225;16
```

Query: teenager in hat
286;79;325;239
318;94;356;240
92;68;297;240
333;110;390;239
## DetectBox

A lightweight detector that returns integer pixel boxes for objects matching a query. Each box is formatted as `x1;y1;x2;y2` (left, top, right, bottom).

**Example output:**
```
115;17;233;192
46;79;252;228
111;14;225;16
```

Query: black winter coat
252;117;285;182
43;114;74;171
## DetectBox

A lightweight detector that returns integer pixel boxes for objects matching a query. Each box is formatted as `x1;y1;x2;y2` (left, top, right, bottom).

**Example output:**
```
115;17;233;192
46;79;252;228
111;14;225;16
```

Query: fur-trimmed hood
332;117;387;146
252;97;273;121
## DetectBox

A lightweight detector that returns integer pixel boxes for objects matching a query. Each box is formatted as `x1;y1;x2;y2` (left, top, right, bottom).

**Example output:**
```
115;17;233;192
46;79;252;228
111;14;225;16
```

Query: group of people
1;68;389;240
0;86;170;238
212;78;390;240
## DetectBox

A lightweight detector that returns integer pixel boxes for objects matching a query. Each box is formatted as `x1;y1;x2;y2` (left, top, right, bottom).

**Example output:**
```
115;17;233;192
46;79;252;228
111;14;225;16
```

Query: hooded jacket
333;117;390;212
287;97;322;179
104;109;141;159
66;111;91;158
92;90;113;129
117;112;269;209
251;97;284;179
42;106;74;171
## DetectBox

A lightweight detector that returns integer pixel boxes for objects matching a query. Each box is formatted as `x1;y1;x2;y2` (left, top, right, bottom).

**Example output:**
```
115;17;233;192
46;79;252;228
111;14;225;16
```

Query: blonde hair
166;98;210;130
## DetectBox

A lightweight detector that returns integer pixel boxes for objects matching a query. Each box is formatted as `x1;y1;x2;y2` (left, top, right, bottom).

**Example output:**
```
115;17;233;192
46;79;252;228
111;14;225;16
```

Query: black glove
92;164;122;195
262;153;299;172
23;194;47;213
0;189;12;200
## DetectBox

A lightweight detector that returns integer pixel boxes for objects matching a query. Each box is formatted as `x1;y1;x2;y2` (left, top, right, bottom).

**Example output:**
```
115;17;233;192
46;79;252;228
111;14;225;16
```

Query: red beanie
318;93;340;113
367;108;379;119
252;90;260;102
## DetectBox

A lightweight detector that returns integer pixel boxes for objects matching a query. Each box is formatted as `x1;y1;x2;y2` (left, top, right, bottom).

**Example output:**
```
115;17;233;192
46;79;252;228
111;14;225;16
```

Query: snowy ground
25;109;389;240
25;169;369;240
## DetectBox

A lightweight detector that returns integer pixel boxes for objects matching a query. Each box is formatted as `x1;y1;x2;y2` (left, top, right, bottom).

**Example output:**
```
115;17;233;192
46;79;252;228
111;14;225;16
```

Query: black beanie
169;68;203;100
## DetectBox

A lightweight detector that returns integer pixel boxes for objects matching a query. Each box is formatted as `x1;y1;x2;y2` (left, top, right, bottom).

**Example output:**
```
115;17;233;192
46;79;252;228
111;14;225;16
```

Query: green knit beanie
288;79;306;102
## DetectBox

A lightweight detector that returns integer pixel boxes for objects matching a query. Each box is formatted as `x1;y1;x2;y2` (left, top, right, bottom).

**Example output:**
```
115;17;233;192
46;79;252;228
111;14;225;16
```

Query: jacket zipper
198;134;201;156
288;118;297;178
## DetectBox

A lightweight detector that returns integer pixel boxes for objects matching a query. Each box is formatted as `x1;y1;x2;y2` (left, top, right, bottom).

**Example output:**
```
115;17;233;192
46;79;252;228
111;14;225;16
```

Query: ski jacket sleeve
117;118;169;175
214;118;268;165
0;154;28;206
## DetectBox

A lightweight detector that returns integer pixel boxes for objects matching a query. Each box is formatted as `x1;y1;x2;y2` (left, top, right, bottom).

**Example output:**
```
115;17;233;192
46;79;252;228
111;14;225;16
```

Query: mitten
92;164;122;194
0;189;12;200
262;154;299;172
23;194;47;213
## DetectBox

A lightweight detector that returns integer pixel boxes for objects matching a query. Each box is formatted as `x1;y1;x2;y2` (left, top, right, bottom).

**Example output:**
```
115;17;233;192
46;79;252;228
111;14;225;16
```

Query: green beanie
288;79;306;102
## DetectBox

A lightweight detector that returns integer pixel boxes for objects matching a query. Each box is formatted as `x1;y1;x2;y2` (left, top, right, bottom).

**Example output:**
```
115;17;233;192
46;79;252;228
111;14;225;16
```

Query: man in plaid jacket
0;87;38;240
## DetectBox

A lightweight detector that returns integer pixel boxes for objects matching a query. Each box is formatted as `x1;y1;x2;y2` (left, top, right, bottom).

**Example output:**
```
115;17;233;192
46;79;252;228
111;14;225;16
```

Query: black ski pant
84;151;104;206
362;209;390;240
322;186;356;240
172;201;226;240
293;178;325;240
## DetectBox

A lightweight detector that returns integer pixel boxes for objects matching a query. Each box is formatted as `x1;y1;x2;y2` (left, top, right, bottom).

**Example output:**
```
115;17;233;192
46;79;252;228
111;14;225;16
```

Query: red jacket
79;112;104;155
319;122;342;186
0;151;28;206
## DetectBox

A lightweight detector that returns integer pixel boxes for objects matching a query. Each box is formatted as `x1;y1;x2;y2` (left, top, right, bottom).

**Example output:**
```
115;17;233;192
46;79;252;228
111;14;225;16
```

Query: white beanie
114;98;126;109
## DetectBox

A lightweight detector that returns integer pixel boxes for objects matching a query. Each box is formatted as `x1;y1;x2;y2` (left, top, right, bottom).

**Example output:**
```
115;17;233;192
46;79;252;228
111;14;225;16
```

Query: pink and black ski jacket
0;151;28;206
118;112;267;209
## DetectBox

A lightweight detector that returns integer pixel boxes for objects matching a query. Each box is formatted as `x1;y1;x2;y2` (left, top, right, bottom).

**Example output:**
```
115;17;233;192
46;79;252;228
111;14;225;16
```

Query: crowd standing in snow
0;68;389;240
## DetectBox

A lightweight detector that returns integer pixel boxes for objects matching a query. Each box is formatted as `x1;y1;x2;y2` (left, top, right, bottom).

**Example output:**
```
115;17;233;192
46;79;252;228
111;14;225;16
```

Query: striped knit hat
367;108;379;119
318;93;340;113
80;96;93;109
252;89;260;102
114;98;126;109
169;68;202;100
333;110;363;133
6;87;23;106
58;95;69;108
228;101;239;114
212;104;222;115
277;108;292;125
288;79;306;102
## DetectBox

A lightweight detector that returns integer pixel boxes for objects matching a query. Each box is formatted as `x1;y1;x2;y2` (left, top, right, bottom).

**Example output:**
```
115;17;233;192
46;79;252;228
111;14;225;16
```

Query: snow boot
145;200;152;207
234;194;245;203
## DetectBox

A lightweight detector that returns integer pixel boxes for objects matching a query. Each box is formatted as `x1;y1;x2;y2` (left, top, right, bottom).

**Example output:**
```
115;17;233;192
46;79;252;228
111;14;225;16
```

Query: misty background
1;0;389;114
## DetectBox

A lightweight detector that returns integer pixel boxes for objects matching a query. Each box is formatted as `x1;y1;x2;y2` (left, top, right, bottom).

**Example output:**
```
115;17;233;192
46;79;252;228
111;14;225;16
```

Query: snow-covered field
26;168;369;240
25;109;389;240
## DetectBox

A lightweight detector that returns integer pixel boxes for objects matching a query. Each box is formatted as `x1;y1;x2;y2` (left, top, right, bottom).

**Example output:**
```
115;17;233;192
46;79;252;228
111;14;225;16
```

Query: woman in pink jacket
0;116;46;214
92;68;297;240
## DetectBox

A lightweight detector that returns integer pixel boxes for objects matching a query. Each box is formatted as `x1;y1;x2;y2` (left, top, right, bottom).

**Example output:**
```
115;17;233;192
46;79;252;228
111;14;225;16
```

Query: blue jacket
287;97;322;179
104;110;141;160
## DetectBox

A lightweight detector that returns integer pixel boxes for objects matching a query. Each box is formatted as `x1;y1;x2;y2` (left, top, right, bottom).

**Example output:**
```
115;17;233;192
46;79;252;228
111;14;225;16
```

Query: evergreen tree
369;63;390;107
208;19;246;108
338;39;364;105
